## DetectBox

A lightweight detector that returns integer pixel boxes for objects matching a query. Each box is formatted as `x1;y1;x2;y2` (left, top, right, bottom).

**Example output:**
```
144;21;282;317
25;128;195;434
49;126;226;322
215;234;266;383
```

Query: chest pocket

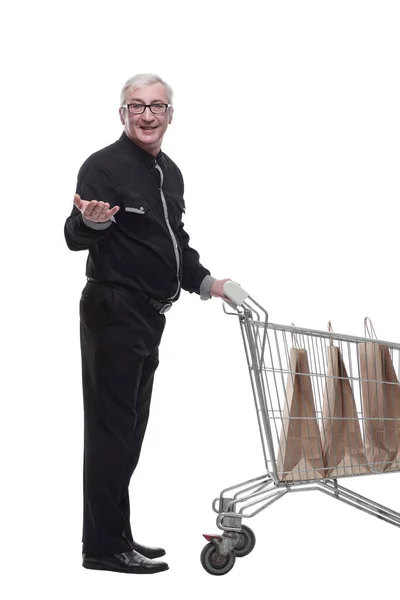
120;195;153;240
167;194;185;228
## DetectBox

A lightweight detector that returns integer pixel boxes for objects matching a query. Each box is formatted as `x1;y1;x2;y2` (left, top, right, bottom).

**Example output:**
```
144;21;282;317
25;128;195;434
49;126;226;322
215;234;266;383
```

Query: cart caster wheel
234;525;256;557
200;543;236;576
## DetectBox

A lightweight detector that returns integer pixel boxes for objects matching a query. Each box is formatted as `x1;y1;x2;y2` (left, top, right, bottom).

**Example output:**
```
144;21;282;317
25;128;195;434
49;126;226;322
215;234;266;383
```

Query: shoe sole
83;560;169;574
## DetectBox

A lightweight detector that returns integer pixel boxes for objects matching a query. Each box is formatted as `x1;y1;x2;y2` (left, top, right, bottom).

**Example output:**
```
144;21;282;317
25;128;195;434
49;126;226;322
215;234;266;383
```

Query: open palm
74;193;120;223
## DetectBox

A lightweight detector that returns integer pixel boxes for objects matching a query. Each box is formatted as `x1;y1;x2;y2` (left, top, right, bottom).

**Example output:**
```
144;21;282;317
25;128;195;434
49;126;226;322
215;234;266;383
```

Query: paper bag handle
364;317;377;339
291;322;300;348
327;320;334;346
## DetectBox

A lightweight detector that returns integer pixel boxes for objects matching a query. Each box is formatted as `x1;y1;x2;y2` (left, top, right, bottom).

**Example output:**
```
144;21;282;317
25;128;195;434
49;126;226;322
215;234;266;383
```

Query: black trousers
79;280;166;556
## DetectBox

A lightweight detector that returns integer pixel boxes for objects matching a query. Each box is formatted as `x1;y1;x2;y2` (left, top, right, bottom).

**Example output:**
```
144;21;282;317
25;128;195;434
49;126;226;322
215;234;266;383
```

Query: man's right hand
74;193;120;223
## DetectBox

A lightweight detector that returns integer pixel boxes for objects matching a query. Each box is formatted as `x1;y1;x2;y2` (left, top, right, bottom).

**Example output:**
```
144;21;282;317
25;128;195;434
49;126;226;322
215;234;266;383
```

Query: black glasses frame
121;103;172;115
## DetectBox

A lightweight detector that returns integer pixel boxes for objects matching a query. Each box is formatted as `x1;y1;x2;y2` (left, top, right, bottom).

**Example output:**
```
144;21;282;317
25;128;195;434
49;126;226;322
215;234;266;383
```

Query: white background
2;0;400;598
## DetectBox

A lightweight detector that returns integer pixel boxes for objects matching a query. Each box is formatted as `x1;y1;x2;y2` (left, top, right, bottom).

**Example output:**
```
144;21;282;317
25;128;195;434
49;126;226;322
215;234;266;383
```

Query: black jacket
64;132;210;302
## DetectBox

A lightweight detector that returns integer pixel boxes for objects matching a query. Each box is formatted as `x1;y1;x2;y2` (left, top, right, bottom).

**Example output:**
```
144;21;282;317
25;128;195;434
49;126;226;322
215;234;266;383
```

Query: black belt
87;277;172;314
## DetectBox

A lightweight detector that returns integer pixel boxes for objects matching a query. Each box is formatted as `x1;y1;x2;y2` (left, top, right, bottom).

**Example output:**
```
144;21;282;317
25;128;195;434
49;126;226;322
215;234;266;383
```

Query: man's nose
142;106;155;119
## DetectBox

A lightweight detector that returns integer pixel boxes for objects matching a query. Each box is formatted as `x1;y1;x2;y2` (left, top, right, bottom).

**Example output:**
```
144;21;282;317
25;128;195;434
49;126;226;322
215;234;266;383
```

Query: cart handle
223;280;250;306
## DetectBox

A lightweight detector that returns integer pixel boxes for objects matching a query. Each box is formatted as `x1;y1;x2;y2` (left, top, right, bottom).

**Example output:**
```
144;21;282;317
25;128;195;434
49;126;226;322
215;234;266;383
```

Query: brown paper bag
277;347;325;481
321;345;370;477
359;342;399;472
378;345;400;471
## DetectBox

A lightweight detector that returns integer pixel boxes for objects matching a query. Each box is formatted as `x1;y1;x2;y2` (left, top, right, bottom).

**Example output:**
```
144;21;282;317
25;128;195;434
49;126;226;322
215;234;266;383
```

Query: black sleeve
64;162;120;251
179;221;211;294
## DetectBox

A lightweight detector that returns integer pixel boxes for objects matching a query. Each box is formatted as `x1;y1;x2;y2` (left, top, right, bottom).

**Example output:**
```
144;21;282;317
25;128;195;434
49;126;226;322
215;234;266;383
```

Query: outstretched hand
74;193;120;223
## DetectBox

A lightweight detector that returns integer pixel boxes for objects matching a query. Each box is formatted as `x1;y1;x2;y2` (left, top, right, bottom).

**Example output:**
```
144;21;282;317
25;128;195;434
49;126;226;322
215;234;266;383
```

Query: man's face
119;82;173;156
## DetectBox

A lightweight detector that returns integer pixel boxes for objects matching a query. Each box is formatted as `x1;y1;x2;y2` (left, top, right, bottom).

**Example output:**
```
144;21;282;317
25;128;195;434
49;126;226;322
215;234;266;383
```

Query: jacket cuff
200;275;216;300
82;214;114;230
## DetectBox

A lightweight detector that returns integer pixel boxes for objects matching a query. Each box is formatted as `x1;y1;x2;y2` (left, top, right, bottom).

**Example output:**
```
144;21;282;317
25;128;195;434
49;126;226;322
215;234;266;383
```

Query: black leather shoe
131;540;166;559
82;549;169;574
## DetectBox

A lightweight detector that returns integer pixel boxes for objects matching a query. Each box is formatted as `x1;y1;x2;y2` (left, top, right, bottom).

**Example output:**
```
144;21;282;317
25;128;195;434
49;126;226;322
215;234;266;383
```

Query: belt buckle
159;302;172;314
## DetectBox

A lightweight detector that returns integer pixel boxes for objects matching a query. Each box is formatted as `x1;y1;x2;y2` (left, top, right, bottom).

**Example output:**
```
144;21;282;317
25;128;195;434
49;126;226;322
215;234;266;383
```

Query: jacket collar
117;131;163;168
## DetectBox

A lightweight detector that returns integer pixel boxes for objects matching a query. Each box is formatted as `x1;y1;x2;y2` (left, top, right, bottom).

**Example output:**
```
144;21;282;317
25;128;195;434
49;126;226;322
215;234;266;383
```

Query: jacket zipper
154;162;180;301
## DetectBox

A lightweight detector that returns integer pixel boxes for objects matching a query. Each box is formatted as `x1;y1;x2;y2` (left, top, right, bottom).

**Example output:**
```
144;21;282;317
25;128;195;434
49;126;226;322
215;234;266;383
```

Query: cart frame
201;283;400;575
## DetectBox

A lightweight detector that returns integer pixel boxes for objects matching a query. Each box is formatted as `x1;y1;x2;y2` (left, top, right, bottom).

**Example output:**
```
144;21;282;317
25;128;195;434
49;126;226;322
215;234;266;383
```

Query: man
64;73;232;574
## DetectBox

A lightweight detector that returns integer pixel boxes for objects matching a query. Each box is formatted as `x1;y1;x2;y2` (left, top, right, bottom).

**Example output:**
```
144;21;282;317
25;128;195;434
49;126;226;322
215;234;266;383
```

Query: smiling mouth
140;126;157;130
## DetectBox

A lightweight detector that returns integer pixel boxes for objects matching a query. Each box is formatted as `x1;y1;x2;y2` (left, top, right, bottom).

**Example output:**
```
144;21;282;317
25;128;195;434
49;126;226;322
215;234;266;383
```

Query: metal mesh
236;302;400;484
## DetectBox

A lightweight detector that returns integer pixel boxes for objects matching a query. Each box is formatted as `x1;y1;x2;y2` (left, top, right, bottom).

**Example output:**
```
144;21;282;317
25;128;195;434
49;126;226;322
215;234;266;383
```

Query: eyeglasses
121;103;172;115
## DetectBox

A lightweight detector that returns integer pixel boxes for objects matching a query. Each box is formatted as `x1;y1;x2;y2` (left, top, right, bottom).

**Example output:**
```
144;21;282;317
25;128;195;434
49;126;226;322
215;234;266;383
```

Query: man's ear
119;107;125;125
168;106;174;125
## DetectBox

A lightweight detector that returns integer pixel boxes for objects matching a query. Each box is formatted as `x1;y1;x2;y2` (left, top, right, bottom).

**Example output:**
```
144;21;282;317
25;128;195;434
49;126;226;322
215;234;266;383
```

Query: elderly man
64;73;231;574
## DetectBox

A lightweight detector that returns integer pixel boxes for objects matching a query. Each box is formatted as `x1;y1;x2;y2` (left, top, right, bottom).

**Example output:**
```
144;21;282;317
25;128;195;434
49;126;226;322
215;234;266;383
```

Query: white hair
120;73;174;106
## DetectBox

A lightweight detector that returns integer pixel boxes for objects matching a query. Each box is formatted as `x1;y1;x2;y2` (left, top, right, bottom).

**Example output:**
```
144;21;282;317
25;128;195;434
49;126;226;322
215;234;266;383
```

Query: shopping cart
200;281;400;575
